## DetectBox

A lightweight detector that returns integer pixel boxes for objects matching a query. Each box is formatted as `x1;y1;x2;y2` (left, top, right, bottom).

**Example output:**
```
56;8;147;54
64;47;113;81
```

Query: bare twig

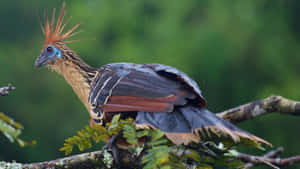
0;84;16;96
243;147;284;168
237;147;300;169
217;95;300;123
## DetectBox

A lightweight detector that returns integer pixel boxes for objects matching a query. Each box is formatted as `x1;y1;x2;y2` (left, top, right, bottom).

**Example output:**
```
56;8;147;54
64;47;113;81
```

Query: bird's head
35;45;63;67
35;3;81;68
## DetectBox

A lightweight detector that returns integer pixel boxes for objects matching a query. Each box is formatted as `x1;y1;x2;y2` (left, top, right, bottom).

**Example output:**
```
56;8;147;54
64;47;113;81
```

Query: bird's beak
34;54;48;67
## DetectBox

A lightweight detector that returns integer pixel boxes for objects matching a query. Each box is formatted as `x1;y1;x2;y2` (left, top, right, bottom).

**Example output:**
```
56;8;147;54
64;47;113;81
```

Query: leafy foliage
60;116;247;169
0;112;35;147
59;125;109;155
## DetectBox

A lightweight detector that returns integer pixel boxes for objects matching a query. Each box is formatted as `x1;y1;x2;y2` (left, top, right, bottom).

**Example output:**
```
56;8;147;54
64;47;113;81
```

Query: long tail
135;106;271;146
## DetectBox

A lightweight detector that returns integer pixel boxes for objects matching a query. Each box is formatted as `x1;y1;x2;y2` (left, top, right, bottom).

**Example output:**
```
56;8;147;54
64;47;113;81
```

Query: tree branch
237;147;300;169
243;147;284;168
217;95;300;123
22;148;139;169
0;84;16;96
22;150;105;169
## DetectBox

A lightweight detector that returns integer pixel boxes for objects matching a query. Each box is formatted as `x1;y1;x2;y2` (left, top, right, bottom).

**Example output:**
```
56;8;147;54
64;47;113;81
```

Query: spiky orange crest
41;2;81;48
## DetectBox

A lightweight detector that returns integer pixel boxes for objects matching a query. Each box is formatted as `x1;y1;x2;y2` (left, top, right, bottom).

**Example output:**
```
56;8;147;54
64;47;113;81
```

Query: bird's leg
101;135;120;166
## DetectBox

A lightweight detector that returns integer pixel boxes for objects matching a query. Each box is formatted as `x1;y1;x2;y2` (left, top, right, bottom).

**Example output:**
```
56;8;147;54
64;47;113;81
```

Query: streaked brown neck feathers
49;43;97;110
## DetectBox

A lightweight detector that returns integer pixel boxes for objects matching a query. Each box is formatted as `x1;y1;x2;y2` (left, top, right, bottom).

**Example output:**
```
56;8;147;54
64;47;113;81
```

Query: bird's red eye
47;46;53;53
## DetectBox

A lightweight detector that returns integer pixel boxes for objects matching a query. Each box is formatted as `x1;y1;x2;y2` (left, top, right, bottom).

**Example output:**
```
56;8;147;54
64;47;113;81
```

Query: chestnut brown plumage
35;3;271;147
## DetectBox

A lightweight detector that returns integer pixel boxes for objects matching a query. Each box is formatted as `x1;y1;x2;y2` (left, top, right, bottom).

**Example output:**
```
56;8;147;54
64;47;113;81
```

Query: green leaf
147;139;168;147
142;145;170;169
185;149;201;161
161;166;171;169
197;163;213;169
0;113;32;147
136;130;149;138
224;150;239;157
151;129;165;141
60;125;111;155
111;114;120;125
0;112;23;129
123;124;137;145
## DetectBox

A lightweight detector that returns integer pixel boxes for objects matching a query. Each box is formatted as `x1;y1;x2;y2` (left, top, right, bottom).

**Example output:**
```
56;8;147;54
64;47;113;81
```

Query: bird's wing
88;63;271;147
88;63;205;115
144;63;206;106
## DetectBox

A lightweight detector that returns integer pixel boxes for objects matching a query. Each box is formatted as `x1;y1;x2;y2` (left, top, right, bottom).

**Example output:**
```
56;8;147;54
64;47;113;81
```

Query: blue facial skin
35;45;62;67
46;45;62;59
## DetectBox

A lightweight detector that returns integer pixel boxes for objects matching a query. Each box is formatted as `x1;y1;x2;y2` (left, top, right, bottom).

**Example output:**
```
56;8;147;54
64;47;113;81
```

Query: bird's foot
101;135;120;166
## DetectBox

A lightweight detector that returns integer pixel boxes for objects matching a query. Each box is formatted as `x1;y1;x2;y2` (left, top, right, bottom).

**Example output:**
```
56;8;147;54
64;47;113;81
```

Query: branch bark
237;147;300;169
23;150;105;169
217;95;300;123
243;147;284;168
22;148;138;169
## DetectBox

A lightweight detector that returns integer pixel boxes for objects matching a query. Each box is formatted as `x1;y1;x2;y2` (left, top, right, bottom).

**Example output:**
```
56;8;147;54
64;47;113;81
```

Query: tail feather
180;107;271;146
135;106;271;146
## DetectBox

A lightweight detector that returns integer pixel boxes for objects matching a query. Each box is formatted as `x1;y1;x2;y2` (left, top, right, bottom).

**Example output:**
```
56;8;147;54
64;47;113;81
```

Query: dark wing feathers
146;64;206;106
88;66;130;105
135;107;271;146
112;70;180;98
88;63;201;114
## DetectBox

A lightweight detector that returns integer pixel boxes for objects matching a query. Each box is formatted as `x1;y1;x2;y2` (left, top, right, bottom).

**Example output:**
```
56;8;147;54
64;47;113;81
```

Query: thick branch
237;147;300;169
0;84;16;96
217;95;300;123
23;150;105;169
22;148;138;169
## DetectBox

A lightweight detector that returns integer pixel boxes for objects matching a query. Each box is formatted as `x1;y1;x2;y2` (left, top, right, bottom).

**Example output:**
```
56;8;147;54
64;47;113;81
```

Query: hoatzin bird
35;3;271;147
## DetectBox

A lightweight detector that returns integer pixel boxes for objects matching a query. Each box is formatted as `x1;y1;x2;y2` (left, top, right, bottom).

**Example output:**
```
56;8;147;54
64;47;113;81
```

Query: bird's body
35;3;271;147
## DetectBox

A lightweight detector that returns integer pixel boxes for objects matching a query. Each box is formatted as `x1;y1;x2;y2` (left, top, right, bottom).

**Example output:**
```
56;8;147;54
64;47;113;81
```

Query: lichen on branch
217;95;300;123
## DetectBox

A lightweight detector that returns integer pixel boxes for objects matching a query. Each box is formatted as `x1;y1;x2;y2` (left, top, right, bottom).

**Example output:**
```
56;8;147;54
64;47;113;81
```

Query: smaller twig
0;84;16;96
236;147;300;168
263;147;284;158
243;147;284;168
217;95;300;123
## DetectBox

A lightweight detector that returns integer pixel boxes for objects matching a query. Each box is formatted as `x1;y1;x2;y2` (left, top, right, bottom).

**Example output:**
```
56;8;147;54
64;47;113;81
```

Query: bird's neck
49;51;97;110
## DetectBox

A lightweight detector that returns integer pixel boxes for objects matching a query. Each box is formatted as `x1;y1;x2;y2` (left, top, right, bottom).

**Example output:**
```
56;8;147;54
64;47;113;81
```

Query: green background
1;0;300;168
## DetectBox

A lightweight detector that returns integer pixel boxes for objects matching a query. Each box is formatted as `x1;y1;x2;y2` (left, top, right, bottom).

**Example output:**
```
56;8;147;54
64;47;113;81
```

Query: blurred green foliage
0;112;24;146
0;0;300;168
